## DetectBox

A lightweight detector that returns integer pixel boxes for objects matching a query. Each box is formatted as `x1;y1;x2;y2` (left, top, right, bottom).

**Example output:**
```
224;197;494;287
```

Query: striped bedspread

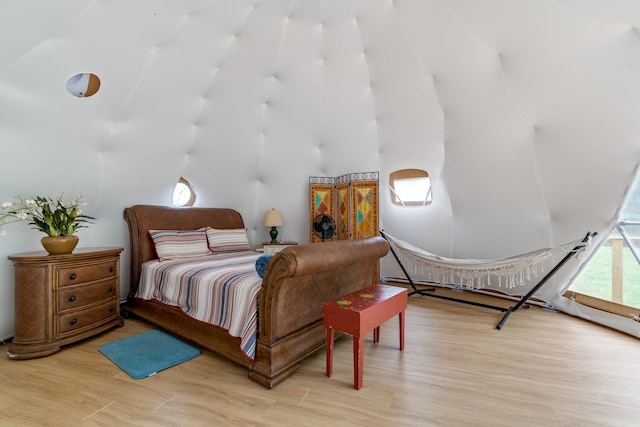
137;251;263;361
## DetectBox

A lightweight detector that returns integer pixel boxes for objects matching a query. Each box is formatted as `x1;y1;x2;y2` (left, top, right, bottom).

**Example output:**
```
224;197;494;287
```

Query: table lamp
264;209;283;244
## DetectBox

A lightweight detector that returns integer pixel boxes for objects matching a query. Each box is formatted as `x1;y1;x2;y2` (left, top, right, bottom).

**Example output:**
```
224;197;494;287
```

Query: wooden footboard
249;237;389;387
122;205;389;388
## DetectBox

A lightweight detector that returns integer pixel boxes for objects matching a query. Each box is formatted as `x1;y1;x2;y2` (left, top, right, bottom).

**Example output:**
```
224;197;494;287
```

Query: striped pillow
149;228;212;261
206;227;251;253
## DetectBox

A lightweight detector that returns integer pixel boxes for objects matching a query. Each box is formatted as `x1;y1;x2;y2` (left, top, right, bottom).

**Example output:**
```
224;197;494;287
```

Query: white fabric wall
1;1;640;340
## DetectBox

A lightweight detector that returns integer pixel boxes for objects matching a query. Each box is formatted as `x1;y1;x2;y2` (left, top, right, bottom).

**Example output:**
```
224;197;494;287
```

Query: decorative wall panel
311;172;378;243
349;181;379;240
336;182;350;241
309;177;336;243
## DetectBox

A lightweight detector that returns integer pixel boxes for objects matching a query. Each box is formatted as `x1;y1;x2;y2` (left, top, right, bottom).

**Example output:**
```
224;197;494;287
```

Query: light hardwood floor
1;287;639;427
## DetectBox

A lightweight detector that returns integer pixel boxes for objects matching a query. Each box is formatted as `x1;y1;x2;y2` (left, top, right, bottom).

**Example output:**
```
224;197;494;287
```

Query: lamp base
269;227;278;244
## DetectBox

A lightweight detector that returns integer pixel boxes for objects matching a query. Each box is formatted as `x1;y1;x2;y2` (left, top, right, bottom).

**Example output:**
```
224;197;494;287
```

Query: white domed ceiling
1;1;640;337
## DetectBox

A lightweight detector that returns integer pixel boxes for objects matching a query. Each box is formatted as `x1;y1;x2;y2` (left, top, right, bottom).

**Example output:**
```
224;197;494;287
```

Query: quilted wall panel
1;1;640;337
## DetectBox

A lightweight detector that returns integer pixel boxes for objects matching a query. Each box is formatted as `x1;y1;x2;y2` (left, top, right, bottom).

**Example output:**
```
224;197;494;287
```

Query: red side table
323;284;408;390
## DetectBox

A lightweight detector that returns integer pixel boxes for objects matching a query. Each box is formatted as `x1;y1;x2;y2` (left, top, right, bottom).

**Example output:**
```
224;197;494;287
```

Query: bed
122;204;389;388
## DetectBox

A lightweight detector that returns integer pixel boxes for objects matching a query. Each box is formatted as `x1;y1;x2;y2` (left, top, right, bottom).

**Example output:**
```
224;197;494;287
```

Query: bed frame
122;205;389;388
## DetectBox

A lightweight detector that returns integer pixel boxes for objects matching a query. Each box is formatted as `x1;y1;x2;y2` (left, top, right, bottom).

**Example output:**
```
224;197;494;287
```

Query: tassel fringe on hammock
380;231;592;290
379;230;597;329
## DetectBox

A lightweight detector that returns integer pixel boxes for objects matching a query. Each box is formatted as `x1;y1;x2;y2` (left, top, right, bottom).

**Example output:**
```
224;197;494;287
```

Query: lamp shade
264;209;283;227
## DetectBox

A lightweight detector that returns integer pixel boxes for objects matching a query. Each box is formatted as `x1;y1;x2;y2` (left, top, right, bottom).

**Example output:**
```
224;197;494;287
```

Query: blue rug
98;330;201;379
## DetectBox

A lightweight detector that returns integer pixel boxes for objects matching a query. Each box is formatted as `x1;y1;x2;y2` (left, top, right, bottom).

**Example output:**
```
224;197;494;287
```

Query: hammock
380;231;592;290
380;230;597;329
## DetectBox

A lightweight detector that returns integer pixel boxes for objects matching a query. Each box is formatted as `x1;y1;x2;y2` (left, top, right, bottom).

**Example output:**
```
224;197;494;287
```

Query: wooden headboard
123;205;245;295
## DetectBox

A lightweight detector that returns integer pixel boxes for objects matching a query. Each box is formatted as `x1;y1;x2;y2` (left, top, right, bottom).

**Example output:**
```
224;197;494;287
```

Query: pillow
149;228;212;261
206;227;252;253
255;254;273;278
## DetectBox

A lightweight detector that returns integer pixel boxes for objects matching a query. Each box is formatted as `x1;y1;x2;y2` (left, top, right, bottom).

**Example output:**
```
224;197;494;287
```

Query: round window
66;73;101;97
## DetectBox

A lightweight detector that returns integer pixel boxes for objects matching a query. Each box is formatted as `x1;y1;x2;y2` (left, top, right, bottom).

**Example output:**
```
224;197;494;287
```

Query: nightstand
7;247;124;360
260;242;298;255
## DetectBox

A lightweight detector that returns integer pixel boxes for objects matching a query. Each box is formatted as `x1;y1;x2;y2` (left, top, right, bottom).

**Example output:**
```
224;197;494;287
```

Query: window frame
389;168;432;207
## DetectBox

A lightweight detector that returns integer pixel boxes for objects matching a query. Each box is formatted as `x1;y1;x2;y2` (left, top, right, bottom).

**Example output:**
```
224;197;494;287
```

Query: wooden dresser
6;247;124;360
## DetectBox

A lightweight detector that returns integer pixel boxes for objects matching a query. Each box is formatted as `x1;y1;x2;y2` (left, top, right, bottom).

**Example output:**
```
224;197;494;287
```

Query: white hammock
381;231;592;290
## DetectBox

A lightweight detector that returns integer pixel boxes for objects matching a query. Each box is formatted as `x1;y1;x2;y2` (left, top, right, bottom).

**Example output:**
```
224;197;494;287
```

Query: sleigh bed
122;205;389;388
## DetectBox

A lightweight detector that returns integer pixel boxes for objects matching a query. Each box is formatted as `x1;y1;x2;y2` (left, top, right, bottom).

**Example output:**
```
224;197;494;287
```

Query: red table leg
353;334;365;390
326;327;334;377
399;311;405;351
373;326;380;343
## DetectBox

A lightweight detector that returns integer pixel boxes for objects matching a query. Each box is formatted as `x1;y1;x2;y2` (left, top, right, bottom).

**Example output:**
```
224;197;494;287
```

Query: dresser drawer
57;279;118;312
57;298;119;335
57;260;118;287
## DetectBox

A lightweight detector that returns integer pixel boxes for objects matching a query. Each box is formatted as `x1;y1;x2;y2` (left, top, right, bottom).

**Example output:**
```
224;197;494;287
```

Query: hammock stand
380;230;597;329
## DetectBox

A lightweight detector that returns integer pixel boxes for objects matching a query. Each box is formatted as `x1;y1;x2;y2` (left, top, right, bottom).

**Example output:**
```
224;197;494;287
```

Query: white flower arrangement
0;195;95;236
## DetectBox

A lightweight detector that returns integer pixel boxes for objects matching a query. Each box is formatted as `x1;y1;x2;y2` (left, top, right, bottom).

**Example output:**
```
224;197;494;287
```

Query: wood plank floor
1;287;639;426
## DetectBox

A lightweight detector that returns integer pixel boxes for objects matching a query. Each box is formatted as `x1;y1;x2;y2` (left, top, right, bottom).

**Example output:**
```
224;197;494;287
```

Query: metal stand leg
496;231;597;329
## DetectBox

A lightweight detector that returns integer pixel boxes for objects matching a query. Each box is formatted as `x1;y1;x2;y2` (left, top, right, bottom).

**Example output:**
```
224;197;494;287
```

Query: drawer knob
109;266;115;273
109;305;116;312
68;295;77;302
108;286;115;292
69;318;78;325
69;273;77;280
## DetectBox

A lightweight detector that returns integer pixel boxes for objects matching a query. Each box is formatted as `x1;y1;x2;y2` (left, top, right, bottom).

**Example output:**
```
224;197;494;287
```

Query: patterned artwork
309;177;335;243
310;172;379;278
350;182;378;240
336;183;349;240
311;172;378;242
314;189;332;214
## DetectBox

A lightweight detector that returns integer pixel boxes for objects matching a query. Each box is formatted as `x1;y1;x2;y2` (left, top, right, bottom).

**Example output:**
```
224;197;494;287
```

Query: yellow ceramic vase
40;235;79;255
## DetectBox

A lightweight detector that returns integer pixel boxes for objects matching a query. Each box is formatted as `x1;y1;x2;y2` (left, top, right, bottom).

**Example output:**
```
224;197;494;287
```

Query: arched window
389;169;432;207
172;177;196;207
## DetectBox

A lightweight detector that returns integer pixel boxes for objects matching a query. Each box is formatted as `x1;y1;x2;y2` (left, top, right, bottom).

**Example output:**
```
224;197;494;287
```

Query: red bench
323;284;408;389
